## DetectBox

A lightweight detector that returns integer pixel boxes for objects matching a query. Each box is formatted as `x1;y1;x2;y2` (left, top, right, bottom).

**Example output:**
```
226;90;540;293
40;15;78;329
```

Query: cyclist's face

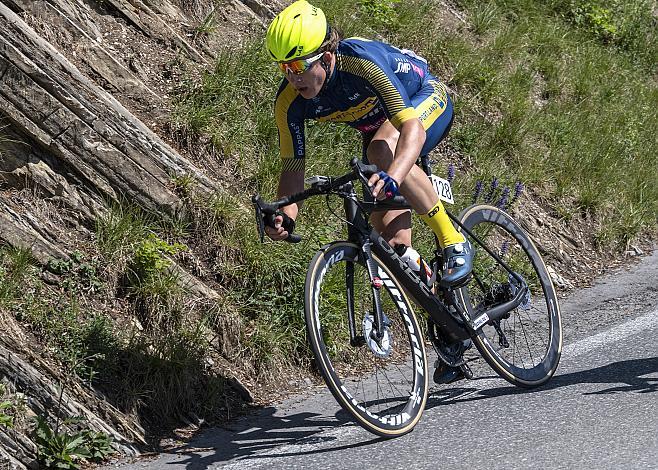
284;52;329;99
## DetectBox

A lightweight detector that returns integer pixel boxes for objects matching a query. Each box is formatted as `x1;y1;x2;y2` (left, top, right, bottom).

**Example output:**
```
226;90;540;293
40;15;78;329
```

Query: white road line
561;308;658;359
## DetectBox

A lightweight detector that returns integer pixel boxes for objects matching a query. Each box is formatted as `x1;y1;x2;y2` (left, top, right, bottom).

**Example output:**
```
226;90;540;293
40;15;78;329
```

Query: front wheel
305;242;428;437
457;205;562;387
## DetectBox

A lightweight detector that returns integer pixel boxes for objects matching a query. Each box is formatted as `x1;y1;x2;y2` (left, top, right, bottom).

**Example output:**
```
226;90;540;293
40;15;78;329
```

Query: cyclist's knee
366;140;394;168
374;210;412;247
366;125;398;168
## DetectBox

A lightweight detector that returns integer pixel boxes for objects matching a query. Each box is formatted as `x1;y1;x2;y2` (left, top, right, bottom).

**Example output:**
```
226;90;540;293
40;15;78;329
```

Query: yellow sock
420;200;465;249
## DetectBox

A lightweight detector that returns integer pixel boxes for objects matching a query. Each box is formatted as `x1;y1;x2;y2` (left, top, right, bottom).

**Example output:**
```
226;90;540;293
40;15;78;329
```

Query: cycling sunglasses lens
278;53;322;75
278;59;309;75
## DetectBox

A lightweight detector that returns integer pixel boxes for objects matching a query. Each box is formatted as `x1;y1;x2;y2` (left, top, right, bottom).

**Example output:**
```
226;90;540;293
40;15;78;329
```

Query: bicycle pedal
460;363;474;380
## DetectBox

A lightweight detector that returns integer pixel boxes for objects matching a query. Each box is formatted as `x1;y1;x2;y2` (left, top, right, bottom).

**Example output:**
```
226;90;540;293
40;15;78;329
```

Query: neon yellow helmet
266;0;328;62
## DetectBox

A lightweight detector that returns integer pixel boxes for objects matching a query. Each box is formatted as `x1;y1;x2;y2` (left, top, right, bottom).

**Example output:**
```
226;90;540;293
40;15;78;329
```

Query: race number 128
430;175;454;205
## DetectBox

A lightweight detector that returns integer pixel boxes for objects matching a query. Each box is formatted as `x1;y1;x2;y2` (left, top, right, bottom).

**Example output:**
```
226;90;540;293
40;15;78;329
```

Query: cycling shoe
440;238;474;288
433;362;466;384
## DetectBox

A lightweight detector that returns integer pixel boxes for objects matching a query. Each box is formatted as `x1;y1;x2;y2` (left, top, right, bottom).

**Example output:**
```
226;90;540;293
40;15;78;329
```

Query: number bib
430;175;454;204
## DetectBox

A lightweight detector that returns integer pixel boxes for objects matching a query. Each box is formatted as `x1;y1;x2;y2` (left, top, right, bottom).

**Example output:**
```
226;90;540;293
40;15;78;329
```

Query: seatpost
420;155;432;176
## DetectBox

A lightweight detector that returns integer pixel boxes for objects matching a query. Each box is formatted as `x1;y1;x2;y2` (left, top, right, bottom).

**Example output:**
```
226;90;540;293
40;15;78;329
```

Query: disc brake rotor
362;313;393;358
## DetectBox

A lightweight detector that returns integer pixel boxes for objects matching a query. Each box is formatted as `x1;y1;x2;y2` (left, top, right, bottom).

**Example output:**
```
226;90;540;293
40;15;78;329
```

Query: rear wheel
457;205;562;387
305;242;428;437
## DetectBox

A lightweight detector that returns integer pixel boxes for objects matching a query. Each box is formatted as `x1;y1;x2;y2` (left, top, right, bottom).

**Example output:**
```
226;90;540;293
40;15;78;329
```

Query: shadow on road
160;405;383;469
425;356;658;409
156;357;657;469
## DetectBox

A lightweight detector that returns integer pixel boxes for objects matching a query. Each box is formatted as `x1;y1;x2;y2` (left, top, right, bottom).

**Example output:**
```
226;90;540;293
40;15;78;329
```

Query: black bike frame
254;159;529;345
343;182;471;343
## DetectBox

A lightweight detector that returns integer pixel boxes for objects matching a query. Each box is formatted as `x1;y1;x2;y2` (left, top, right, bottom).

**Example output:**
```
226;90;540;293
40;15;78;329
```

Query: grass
167;0;657;379
0;198;237;434
424;0;658;246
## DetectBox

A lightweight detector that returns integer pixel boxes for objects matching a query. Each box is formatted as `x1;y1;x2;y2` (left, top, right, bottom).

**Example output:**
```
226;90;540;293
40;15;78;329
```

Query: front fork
343;183;387;346
345;239;387;347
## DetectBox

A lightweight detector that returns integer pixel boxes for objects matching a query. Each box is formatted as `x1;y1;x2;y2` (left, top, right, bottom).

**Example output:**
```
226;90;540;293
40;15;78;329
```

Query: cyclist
264;0;473;381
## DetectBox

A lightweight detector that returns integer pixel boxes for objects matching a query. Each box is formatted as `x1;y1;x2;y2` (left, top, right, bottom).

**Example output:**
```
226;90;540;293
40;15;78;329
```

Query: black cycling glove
264;211;296;235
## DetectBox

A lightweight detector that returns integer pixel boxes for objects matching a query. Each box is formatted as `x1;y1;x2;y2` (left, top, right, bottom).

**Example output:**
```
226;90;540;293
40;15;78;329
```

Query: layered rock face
0;1;276;467
0;0;221;262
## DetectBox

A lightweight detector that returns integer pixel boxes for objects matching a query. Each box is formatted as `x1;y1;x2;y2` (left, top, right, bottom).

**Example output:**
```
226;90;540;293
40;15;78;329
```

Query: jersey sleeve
274;82;306;172
338;53;418;130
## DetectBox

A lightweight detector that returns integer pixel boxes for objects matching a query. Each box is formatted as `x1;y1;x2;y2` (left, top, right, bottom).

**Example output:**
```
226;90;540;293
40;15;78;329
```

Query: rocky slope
0;1;279;468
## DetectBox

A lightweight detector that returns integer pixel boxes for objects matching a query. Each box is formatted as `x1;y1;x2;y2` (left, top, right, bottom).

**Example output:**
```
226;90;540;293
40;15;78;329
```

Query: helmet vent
285;47;298;59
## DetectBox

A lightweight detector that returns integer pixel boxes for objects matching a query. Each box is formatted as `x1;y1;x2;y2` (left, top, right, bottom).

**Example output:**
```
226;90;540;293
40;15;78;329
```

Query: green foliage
78;429;115;461
0;246;37;305
171;173;197;197
32;416;113;469
420;0;657;247
548;0;658;70
359;0;401;31
193;9;216;36
95;201;151;262
129;234;185;283
48;252;103;294
22;298;117;381
570;2;618;39
470;2;501;35
173;40;281;174
124;234;186;331
3;246;117;380
0;401;14;428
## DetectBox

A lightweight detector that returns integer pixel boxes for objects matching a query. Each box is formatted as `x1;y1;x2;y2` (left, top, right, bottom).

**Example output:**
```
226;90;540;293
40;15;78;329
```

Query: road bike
252;157;562;437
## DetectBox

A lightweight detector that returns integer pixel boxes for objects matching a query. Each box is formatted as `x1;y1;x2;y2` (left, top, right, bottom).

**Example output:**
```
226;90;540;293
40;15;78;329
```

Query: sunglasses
278;52;324;75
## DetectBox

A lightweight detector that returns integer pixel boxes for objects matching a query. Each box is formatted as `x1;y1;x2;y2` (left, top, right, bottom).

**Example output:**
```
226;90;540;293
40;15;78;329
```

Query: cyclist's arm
386;118;426;185
268;82;306;240
338;48;425;187
277;170;304;220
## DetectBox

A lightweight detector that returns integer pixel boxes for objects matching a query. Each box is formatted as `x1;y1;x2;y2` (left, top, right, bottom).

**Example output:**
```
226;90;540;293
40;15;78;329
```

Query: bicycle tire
305;241;428;437
457;204;562;387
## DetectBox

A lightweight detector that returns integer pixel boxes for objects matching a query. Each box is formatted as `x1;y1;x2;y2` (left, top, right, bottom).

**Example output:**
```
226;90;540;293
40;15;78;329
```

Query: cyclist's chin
297;85;320;99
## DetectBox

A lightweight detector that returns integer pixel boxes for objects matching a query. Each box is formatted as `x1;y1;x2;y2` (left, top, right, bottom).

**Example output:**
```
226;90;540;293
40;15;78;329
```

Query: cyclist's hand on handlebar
264;214;288;241
368;170;400;200
264;212;296;241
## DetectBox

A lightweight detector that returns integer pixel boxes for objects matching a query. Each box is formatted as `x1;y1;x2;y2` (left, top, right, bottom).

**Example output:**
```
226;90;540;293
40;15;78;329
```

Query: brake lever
252;194;302;244
252;195;266;243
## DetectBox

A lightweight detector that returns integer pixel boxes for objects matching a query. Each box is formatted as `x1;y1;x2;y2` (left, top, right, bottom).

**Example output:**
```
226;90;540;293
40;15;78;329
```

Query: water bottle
395;244;435;286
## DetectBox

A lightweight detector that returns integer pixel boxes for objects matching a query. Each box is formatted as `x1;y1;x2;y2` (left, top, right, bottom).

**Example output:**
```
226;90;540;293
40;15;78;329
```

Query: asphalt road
106;250;658;470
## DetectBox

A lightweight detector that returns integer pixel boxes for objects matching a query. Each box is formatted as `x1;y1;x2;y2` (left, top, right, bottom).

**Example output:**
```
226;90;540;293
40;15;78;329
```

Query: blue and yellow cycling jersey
275;38;451;172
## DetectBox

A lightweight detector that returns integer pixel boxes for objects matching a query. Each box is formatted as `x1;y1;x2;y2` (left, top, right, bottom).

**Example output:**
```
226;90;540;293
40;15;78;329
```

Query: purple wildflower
472;180;483;203
500;240;510;258
514;181;524;198
485;177;499;203
497;186;510;210
510;181;524;207
447;163;455;182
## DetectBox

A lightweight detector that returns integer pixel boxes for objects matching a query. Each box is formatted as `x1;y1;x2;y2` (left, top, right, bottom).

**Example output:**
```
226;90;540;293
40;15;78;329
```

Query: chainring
427;319;470;367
